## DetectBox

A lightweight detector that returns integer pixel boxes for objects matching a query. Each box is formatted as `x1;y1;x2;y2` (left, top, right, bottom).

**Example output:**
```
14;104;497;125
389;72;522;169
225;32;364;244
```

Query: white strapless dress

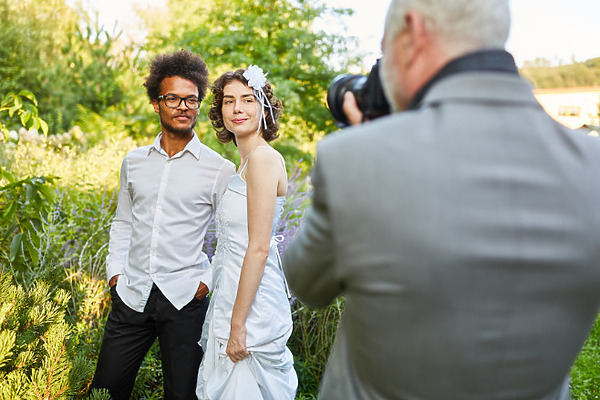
196;174;297;400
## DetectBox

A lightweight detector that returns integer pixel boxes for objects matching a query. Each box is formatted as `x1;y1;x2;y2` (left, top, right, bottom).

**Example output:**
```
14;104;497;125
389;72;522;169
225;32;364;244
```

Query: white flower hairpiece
244;65;268;90
243;65;276;133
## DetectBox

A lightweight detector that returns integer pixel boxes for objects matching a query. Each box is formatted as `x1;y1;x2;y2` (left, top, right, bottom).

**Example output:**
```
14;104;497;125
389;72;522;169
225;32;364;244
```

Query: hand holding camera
342;92;363;126
327;58;391;128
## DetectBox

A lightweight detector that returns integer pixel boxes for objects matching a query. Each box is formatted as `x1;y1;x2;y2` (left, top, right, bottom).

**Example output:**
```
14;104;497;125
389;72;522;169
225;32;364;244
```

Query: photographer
284;0;600;399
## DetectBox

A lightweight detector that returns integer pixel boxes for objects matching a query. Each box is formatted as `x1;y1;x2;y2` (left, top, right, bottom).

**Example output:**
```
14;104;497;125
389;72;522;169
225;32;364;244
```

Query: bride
196;66;297;399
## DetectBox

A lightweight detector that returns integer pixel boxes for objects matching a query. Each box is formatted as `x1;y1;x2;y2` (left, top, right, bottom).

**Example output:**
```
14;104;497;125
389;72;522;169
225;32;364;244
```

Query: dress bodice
209;173;290;345
214;174;284;256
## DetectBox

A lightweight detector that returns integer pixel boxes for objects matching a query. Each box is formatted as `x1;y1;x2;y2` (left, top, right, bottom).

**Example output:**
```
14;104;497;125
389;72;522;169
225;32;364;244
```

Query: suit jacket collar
408;49;520;110
420;71;540;109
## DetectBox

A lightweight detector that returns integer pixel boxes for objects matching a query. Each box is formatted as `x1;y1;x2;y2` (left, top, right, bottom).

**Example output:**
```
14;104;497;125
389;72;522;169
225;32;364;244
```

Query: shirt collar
147;132;203;160
407;49;519;110
148;134;163;155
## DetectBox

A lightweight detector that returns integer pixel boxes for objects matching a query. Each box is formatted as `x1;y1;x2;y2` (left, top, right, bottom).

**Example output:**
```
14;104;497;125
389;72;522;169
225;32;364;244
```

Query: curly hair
143;50;209;102
208;69;283;144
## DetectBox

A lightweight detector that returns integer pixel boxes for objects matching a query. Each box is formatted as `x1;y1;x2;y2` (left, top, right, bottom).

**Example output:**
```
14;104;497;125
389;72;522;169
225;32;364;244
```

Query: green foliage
520;57;600;89
0;168;58;272
0;91;48;138
86;388;111;400
0;0;78;132
0;135;142;397
0;0;78;94
181;0;350;134
0;272;93;399
0;131;133;291
289;298;344;396
41;17;125;134
0;88;61;284
570;315;600;399
1;0;359;164
0;0;129;133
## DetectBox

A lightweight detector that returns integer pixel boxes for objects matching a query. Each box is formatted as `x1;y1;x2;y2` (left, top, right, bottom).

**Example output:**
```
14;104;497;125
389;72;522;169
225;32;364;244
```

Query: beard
159;111;198;137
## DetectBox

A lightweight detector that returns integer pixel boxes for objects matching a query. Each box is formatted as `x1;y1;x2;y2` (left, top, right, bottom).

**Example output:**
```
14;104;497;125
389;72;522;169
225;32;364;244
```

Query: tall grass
571;317;600;399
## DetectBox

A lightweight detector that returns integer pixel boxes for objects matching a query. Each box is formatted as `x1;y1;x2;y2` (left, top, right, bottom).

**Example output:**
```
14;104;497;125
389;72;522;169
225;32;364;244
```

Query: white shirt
106;133;236;312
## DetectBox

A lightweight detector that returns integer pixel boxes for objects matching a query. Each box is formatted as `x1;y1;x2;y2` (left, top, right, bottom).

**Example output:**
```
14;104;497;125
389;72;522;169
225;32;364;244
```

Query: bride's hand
226;326;250;363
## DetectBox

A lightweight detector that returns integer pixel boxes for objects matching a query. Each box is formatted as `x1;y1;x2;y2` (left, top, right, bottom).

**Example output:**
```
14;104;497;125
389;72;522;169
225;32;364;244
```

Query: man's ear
403;10;428;67
152;99;160;114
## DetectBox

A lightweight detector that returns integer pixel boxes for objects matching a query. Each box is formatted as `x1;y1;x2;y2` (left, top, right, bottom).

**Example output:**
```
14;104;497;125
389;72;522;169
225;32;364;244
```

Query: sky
88;0;600;69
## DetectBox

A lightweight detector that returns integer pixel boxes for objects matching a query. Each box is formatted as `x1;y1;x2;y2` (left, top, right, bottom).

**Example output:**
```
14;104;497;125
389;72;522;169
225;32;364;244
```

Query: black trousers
90;284;209;400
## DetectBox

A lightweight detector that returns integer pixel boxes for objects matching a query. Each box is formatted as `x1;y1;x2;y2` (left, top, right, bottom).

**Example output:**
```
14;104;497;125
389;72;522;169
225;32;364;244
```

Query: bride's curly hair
209;69;283;145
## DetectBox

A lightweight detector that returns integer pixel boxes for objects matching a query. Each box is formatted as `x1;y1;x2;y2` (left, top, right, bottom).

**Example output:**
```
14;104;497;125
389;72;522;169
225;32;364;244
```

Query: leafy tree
0;0;78;95
0;0;78;132
0;0;127;133
42;17;125;134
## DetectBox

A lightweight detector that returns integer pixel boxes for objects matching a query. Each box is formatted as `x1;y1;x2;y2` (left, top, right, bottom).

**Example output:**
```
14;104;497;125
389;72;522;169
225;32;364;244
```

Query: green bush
0;272;92;399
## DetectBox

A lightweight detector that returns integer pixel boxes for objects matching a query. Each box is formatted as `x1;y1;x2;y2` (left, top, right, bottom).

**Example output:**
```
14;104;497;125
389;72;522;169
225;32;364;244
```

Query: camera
327;58;391;128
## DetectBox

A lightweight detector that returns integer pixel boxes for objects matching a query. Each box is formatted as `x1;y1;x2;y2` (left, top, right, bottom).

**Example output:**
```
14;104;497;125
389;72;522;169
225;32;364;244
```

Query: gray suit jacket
283;71;600;400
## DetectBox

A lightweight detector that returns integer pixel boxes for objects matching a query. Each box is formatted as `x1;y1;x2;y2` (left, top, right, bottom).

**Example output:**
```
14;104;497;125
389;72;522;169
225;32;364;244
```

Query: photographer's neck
406;49;518;111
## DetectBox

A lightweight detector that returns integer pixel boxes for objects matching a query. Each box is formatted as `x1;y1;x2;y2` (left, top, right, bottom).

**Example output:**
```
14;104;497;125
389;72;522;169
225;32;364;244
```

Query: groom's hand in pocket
108;274;121;288
195;282;209;300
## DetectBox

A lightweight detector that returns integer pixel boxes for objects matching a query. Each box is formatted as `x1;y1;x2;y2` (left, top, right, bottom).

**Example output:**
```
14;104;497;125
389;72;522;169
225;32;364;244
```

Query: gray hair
384;0;510;53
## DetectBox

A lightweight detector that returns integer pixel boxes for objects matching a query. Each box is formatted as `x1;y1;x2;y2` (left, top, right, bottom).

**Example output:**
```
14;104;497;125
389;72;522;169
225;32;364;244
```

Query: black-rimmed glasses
157;95;200;109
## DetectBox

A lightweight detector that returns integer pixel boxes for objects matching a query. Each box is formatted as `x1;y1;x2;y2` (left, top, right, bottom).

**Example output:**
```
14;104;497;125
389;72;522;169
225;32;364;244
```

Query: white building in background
533;86;600;130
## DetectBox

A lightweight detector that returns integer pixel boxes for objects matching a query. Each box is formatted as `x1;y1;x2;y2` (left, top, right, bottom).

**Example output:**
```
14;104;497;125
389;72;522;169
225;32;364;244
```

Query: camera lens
326;74;367;128
326;59;390;128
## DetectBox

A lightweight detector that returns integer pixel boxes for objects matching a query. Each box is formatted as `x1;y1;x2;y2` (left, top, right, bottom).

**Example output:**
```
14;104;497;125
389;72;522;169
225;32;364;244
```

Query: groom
90;50;235;399
283;0;600;399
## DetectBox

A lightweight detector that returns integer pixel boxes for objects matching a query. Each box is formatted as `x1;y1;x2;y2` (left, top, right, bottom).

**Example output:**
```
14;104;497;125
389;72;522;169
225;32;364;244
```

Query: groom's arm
106;157;132;285
283;155;344;308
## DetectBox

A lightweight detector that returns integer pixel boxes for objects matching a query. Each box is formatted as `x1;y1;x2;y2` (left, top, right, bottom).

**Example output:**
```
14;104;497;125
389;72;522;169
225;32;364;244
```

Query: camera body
327;58;391;128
